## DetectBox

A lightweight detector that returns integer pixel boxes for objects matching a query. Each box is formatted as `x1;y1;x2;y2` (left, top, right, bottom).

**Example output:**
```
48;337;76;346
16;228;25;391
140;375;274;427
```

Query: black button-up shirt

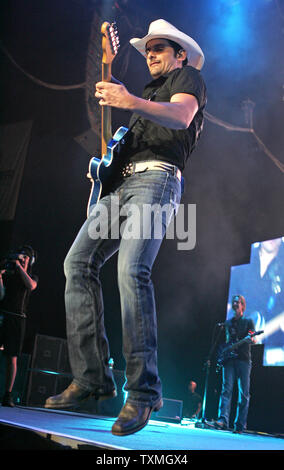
121;66;207;171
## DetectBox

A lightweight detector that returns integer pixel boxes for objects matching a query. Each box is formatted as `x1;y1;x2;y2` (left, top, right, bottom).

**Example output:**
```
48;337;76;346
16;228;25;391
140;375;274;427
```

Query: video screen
226;237;284;366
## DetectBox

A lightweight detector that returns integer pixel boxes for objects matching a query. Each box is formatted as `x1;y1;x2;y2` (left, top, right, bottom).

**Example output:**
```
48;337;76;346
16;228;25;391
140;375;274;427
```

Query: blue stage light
206;0;254;62
220;0;246;44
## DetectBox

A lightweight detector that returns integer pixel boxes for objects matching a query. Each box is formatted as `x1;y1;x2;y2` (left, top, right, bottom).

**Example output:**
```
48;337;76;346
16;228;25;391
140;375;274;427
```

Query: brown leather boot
45;382;116;409
111;398;163;436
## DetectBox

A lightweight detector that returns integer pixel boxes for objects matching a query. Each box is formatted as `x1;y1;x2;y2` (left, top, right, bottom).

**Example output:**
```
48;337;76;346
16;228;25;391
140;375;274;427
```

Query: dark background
1;0;284;433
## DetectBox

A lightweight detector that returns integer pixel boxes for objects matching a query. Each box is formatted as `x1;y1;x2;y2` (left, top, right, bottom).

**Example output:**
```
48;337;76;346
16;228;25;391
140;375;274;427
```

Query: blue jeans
64;170;181;408
218;359;252;430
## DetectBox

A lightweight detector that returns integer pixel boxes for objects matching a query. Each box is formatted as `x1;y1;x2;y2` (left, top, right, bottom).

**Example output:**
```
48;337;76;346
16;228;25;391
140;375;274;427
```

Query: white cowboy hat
130;19;205;70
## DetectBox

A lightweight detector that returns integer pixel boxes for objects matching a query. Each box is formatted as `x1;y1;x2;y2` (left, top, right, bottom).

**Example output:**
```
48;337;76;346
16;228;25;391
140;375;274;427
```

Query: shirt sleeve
166;67;207;109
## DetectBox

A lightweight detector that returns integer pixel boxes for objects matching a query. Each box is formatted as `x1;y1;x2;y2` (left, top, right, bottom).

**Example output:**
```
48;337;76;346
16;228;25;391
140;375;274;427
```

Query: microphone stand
195;323;224;429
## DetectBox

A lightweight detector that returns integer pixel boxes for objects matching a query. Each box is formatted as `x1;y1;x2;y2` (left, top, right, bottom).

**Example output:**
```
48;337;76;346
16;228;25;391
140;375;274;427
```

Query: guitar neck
101;62;112;156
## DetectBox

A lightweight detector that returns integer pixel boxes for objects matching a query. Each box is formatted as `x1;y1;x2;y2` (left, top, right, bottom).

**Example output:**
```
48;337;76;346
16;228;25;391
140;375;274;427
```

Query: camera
0;253;21;274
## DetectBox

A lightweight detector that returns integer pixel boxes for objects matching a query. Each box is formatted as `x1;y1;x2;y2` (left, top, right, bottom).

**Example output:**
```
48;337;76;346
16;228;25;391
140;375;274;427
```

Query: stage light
205;0;255;65
40;370;60;375
219;0;246;45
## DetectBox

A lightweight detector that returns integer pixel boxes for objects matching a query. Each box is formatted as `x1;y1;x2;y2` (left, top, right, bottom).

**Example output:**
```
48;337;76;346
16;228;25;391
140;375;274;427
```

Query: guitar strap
127;89;158;133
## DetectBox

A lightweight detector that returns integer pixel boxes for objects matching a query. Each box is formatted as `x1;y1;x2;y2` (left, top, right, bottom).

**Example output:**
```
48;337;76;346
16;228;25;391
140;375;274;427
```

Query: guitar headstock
101;21;120;65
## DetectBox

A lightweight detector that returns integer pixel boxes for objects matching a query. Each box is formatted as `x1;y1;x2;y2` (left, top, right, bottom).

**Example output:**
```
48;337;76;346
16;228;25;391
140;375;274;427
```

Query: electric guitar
87;21;128;216
216;330;263;372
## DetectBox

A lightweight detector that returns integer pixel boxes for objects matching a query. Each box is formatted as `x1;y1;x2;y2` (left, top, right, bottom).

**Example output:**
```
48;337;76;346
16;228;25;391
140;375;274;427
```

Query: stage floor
0;406;283;451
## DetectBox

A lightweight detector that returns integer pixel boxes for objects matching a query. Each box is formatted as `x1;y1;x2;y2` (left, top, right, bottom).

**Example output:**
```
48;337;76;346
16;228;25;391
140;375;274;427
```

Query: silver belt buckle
121;163;133;177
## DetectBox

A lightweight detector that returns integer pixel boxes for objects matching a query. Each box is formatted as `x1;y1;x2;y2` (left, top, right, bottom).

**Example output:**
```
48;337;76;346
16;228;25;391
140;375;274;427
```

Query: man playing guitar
215;295;257;433
45;19;206;437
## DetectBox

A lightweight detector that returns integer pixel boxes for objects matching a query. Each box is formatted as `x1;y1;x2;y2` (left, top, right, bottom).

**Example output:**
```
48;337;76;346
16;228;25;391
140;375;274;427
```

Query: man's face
145;39;184;78
19;254;30;271
232;298;244;318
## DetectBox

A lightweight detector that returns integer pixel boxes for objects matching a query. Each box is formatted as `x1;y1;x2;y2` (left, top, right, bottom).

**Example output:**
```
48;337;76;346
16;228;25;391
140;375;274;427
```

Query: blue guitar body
87;126;129;216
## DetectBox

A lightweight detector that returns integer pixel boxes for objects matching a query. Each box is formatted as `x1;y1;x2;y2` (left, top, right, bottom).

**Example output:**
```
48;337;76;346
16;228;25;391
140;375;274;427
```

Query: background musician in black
215;295;257;433
183;380;202;419
0;245;38;407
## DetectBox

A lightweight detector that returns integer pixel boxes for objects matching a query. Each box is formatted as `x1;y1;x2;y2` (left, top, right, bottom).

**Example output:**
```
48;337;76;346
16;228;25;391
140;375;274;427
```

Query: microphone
217;322;226;327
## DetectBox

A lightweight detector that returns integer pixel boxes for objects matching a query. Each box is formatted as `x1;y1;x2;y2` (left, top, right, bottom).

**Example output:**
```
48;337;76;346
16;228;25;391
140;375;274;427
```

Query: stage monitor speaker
31;334;71;374
153;398;183;423
26;370;58;407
